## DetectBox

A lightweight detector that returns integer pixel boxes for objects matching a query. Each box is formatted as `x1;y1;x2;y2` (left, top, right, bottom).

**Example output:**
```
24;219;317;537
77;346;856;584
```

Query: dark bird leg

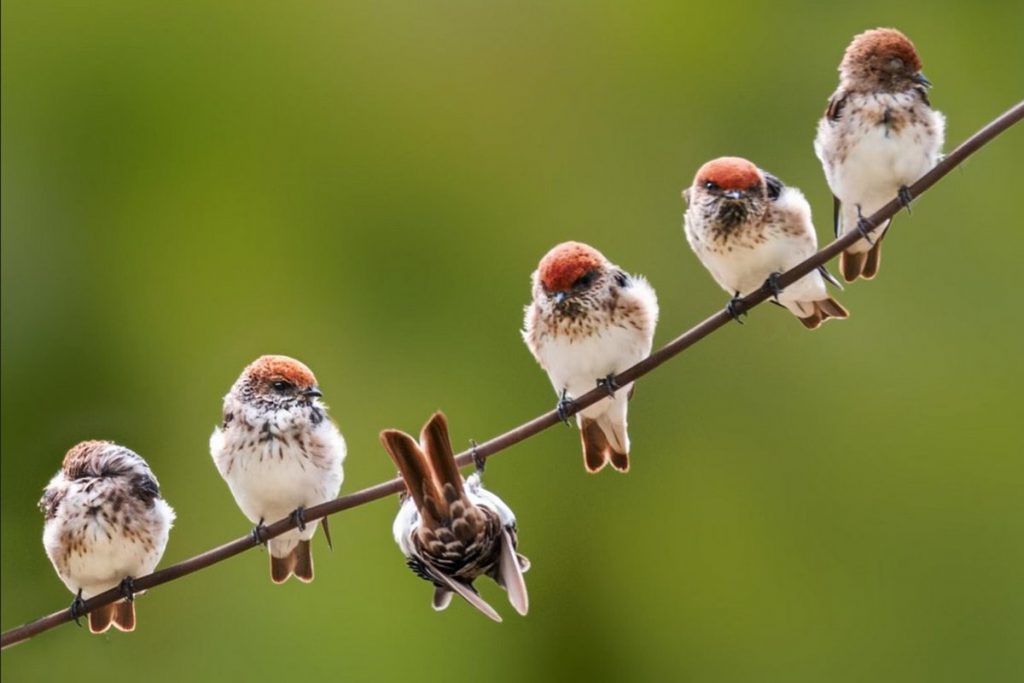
290;506;307;532
726;292;747;323
596;373;619;397
118;577;136;603
855;205;876;245
556;389;576;425
70;589;86;627
898;185;913;213
251;518;269;545
470;439;485;474
762;272;784;302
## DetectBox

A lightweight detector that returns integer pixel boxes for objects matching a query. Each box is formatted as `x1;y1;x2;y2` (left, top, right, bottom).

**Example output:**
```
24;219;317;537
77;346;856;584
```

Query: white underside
42;480;174;598
815;92;945;254
686;186;830;318
210;420;345;557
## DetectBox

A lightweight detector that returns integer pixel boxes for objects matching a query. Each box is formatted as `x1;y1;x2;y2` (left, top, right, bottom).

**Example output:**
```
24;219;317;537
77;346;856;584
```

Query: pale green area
2;2;1023;681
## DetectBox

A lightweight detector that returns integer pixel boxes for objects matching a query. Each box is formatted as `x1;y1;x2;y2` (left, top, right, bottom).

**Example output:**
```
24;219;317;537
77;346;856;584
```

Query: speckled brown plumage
385;412;529;620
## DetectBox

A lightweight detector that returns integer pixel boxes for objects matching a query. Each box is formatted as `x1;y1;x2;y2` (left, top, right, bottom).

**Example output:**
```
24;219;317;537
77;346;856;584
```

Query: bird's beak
302;386;323;399
553;291;568;305
912;72;932;87
723;189;744;200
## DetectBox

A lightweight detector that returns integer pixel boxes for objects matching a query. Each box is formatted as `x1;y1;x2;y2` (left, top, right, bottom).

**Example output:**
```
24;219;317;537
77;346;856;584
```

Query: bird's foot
118;577;136;603
556;389;576;425
596;374;620;397
855;205;876;245
897;185;913;213
726;293;747;323
251;519;270;545
290;506;307;532
70;589;86;627
470;439;485;474
763;272;784;302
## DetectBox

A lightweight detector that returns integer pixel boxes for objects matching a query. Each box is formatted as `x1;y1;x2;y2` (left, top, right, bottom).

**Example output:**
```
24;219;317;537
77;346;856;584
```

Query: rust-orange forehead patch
846;28;922;71
62;440;113;472
694;157;762;191
537;241;606;292
245;355;318;387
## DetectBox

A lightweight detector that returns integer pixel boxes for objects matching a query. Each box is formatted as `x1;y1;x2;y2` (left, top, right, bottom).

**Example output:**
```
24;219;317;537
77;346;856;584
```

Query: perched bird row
526;27;942;470
40;355;526;628
37;27;944;632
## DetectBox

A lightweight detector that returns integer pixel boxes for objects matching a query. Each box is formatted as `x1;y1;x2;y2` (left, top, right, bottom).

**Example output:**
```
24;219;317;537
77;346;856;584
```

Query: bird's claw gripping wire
855;205;876;245
118;577;136;603
726;293;747;323
251;519;270;546
290;507;307;532
763;272;784;302
470;439;485;474
70;590;86;628
897;185;913;213
556;389;576;425
596;374;620;397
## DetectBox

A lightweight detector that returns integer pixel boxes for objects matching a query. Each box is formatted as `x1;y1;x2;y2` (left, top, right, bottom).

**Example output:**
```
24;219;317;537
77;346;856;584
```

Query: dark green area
3;2;1022;681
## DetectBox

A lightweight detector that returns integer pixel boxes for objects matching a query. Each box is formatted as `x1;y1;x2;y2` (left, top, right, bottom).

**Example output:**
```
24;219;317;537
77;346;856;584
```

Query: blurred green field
2;2;1022;681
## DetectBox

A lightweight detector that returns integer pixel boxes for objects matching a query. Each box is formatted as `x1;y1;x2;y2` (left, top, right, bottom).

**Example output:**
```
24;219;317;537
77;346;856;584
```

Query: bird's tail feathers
579;415;630;473
88;603;115;634
269;539;314;584
380;412;470;526
798;296;850;330
840;218;889;281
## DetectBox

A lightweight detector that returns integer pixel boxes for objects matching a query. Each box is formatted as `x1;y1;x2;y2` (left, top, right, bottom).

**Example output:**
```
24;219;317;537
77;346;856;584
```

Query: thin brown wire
2;99;1021;651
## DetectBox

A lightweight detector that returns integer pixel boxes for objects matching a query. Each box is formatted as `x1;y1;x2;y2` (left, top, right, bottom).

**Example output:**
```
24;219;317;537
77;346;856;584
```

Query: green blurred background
3;1;1022;681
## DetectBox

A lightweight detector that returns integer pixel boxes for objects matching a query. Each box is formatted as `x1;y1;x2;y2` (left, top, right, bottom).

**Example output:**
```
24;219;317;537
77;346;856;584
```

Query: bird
40;440;175;634
683;156;849;329
814;27;945;281
382;411;529;622
210;355;346;583
522;241;659;473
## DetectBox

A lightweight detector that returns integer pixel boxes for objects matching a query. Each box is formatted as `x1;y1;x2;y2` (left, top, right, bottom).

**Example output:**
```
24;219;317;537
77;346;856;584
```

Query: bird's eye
748;183;761;192
572;271;596;289
704;180;719;191
888;57;904;71
271;380;293;393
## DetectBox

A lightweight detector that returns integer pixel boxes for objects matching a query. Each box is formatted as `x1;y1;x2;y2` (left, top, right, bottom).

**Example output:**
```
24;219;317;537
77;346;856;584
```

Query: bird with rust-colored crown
40;440;175;634
382;412;529;622
814;28;945;281
210;355;346;584
522;241;659;474
684;156;849;329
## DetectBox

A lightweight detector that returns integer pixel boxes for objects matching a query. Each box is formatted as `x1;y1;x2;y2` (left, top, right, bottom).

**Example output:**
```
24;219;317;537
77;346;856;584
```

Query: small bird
382;411;529;622
522;241;659;474
814;27;945;281
210;355;346;583
683;156;849;329
40;440;175;634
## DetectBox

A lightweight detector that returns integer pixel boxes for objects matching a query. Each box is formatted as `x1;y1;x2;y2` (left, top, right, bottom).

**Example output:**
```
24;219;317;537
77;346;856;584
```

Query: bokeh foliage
2;2;1022;681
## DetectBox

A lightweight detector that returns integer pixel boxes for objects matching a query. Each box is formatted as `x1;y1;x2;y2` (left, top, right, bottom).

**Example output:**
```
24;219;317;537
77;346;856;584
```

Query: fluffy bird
382;411;529;622
210;355;346;583
40;440;175;634
522;241;659;473
814;27;945;281
683;156;848;329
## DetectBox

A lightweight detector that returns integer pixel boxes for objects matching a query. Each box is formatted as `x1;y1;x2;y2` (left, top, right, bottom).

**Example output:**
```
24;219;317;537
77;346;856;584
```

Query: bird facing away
382;411;529;622
522;241;659;473
683;156;849;329
40;440;175;634
814;27;945;281
210;355;346;583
